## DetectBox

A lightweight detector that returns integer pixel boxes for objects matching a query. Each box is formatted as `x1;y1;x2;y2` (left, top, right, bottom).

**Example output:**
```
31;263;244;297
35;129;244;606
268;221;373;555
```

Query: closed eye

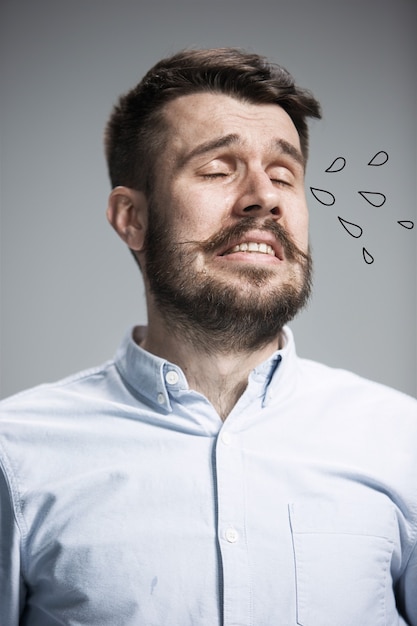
201;172;229;179
271;178;291;187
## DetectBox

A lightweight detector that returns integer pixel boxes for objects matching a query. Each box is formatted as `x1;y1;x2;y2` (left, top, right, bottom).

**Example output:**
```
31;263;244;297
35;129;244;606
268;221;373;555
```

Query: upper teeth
227;242;275;256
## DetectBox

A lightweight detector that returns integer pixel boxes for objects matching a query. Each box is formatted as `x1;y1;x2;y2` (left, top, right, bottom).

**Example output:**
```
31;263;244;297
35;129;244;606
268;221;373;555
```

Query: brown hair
104;48;321;194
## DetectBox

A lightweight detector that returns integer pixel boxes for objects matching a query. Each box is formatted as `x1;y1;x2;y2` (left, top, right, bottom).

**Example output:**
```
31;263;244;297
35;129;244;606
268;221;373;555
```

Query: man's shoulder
296;355;417;413
0;359;116;418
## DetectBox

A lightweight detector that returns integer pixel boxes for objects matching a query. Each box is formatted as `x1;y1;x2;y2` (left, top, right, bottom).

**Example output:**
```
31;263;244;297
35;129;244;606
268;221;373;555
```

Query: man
0;48;416;625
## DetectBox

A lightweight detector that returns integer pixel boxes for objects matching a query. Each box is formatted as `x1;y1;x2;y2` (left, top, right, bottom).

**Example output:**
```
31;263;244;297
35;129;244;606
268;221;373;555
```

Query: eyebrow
175;133;305;170
274;138;305;169
176;134;241;170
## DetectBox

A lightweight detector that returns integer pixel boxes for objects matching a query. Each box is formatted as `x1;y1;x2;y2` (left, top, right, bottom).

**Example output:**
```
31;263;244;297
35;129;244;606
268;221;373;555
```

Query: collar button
165;370;179;385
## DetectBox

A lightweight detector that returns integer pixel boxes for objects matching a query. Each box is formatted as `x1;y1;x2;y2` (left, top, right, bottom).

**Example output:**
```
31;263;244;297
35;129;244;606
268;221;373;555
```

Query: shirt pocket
289;500;398;626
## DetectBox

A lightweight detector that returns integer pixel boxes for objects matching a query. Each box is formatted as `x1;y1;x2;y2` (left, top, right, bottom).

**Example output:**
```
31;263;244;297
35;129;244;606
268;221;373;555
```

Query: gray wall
1;0;416;398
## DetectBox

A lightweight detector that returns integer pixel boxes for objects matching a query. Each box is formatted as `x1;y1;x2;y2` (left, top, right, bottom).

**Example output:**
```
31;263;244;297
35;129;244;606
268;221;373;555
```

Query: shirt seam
0;441;29;578
398;509;417;579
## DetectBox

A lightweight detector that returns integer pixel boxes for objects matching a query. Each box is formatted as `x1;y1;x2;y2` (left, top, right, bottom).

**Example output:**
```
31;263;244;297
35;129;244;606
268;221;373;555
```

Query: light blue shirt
1;326;417;625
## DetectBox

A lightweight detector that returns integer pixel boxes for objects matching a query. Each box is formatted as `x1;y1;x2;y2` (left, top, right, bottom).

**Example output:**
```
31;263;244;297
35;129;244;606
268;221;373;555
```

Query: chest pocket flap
289;499;398;626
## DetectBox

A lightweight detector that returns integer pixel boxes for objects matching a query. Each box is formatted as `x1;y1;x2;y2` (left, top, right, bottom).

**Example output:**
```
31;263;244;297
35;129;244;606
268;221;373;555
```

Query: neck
137;318;282;421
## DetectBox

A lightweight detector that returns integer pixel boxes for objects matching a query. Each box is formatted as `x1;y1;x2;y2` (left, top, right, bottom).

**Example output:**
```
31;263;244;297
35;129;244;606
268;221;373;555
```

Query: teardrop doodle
368;151;389;166
358;191;386;207
325;157;346;173
310;187;336;206
363;248;374;264
397;220;414;229
338;217;363;238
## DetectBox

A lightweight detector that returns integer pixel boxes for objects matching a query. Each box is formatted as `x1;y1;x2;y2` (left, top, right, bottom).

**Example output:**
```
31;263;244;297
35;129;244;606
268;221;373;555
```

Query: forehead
161;92;302;161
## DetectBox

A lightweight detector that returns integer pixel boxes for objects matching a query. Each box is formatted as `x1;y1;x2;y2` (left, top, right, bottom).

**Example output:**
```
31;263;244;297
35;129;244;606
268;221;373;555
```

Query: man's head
104;47;321;196
105;49;321;352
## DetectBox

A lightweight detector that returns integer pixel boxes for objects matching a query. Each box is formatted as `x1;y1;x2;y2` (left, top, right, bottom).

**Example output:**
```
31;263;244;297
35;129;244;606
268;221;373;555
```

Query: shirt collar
114;326;181;412
240;326;298;410
114;325;298;412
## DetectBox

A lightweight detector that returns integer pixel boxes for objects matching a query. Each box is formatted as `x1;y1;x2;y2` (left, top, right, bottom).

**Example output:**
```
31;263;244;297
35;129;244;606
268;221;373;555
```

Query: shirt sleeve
0;462;26;626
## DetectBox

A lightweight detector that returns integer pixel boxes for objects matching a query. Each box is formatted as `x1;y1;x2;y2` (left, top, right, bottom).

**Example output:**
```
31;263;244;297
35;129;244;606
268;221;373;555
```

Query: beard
143;204;312;354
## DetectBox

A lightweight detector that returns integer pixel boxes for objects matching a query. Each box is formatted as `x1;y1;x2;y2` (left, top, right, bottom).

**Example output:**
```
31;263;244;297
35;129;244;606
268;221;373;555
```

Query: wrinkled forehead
160;92;303;163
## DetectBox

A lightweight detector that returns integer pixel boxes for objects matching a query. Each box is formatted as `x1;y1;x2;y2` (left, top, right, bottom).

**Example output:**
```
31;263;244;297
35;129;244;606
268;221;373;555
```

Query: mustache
179;217;309;263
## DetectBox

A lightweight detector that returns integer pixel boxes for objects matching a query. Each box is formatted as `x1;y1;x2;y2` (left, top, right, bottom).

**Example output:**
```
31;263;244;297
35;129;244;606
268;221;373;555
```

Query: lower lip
217;251;282;264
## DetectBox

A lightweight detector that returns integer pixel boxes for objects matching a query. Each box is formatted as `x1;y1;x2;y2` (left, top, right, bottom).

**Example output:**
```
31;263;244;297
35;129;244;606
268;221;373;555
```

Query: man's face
143;92;312;351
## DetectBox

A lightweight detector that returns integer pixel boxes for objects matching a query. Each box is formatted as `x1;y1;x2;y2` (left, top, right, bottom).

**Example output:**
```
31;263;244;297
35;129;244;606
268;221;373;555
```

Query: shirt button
225;527;239;543
157;393;165;404
165;370;179;385
221;432;232;445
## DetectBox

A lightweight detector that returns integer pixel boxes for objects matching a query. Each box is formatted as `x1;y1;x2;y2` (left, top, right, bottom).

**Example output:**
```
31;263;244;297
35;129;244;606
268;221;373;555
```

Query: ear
106;186;148;251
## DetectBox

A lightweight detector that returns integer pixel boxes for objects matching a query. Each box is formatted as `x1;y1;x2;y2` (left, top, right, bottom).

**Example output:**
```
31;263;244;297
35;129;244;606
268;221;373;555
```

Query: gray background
1;0;416;399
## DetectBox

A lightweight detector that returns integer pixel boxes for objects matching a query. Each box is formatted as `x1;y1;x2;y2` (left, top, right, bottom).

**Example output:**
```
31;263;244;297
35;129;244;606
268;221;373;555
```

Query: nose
233;169;282;218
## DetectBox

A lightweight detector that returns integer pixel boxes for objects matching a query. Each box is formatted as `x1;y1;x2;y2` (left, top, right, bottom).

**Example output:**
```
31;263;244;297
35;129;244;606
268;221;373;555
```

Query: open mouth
223;242;275;256
218;232;285;261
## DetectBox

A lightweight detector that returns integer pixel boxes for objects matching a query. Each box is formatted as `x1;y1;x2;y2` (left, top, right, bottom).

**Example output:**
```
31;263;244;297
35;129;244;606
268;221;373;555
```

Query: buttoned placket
215;424;252;626
158;353;283;625
212;360;282;626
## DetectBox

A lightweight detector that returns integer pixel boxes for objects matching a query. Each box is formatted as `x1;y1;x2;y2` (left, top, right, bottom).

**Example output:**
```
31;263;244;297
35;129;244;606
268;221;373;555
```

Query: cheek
172;187;230;238
284;200;309;251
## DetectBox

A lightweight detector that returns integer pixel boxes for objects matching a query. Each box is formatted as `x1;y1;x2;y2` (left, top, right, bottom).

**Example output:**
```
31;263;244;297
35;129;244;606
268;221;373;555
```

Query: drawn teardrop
338;217;363;238
358;191;386;207
368;151;389;166
310;187;336;206
325;157;346;173
363;248;374;264
397;220;414;229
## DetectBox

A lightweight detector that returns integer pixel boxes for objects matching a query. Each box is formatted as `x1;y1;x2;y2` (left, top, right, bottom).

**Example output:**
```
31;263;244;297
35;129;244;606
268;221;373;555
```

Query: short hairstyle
104;48;322;194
